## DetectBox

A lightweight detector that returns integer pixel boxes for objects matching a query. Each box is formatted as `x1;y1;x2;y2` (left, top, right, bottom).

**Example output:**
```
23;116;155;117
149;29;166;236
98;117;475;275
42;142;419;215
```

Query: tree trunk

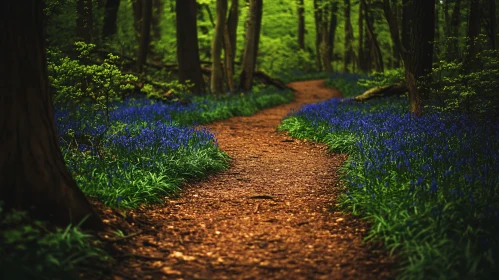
1;0;102;229
151;0;163;41
448;0;462;59
76;0;93;42
328;2;339;65
358;0;366;72
239;0;263;91
211;0;228;94
363;0;384;72
176;0;206;94
102;0;120;38
314;0;323;71
137;0;152;73
404;0;435;115
223;0;238;92
132;0;143;34
343;0;355;72
463;0;482;71
488;0;497;49
298;0;305;50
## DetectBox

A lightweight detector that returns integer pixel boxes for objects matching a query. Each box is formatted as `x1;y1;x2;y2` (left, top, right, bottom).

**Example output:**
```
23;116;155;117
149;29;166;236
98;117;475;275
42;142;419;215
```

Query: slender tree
76;0;93;42
132;0;143;34
1;0;103;229
239;0;263;91
463;0;482;70
298;0;305;50
223;0;239;92
314;0;323;70
362;0;384;72
151;0;164;41
176;0;206;94
358;0;366;72
137;0;152;72
102;0;120;38
211;0;228;94
343;0;355;72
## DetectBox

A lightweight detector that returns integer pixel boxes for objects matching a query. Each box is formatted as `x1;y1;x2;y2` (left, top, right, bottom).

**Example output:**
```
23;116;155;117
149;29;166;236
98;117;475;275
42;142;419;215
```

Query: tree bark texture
211;0;228;94
239;0;263;91
298;0;305;50
176;0;206;94
76;0;93;42
102;0;120;38
0;0;103;229
137;0;152;73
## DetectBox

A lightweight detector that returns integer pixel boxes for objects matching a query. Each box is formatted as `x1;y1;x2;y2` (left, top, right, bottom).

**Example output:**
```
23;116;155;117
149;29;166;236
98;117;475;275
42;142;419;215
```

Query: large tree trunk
76;0;93;42
404;0;435;115
176;0;206;94
102;0;120;38
239;0;263;91
137;0;152;72
211;0;228;94
297;0;305;50
343;0;355;72
1;0;103;229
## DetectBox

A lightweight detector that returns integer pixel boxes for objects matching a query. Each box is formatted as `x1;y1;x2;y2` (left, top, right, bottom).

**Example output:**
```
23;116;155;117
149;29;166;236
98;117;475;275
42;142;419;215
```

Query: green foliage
431;49;499;115
0;203;109;280
357;68;405;88
48;42;137;123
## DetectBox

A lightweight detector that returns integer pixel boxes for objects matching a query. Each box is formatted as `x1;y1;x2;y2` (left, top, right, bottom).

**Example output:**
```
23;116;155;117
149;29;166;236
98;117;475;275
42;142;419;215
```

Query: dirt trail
98;80;393;280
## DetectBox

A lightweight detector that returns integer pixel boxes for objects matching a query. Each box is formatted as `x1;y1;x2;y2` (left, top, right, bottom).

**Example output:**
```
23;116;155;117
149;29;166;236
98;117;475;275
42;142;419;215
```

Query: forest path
102;80;393;280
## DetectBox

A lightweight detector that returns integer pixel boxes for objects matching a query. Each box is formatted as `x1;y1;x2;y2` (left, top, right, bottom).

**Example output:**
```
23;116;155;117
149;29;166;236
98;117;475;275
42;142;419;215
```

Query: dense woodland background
1;0;499;279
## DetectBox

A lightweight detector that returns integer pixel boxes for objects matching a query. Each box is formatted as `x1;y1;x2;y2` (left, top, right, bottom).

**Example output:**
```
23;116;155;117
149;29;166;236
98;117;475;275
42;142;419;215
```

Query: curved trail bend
104;80;393;280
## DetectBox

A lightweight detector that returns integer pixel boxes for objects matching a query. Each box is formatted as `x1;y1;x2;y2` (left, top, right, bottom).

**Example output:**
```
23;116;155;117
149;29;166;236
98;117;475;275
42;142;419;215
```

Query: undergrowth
280;73;499;279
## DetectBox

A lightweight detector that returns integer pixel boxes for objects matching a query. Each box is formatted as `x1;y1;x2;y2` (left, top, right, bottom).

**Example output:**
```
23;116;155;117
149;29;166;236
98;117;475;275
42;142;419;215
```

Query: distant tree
343;0;355;72
223;0;239;92
151;0;164;41
132;0;143;34
176;0;206;94
297;0;305;50
102;0;120;38
313;0;323;70
362;0;384;72
358;0;366;72
313;0;338;72
1;0;103;229
463;0;482;70
76;0;93;42
211;0;228;94
239;0;263;91
137;0;152;72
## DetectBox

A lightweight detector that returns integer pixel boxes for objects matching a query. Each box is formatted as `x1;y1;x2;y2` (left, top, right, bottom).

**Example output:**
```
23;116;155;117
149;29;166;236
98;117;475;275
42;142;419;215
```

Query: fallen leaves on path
88;80;395;280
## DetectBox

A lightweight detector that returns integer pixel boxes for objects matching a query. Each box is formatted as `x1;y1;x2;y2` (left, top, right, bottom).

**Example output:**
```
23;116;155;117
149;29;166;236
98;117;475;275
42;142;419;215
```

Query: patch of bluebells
283;82;499;277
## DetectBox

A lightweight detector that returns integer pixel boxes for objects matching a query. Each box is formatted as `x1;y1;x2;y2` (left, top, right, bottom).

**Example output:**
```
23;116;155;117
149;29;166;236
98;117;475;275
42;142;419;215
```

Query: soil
89;80;395;280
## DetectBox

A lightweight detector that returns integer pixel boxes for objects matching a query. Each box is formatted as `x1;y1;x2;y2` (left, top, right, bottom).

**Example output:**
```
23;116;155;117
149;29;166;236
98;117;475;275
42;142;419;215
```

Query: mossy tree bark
0;0;103;230
176;0;206;94
223;0;239;92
